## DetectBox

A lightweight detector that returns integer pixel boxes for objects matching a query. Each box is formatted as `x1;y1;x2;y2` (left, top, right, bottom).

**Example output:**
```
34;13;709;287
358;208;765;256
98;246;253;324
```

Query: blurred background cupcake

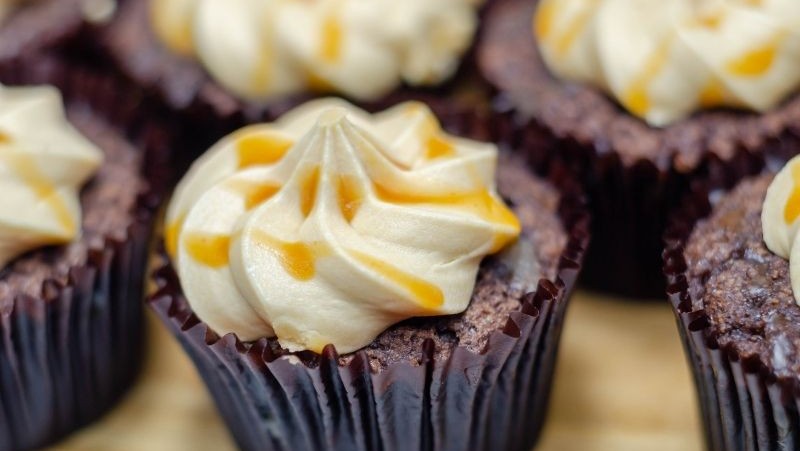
91;0;489;149
664;150;800;450
149;98;588;451
479;0;800;297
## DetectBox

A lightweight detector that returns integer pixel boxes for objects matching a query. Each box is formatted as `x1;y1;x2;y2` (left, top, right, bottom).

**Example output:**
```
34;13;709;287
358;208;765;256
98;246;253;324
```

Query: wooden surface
47;290;704;451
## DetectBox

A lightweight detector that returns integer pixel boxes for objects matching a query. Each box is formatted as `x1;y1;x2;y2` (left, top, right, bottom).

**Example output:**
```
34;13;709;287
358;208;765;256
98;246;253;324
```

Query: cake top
0;83;102;269
165;98;521;353
535;0;800;126
149;0;481;102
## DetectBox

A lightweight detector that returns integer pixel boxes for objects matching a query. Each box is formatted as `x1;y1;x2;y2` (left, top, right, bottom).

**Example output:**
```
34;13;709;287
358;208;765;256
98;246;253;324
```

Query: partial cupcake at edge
664;145;800;449
93;0;489;131
149;97;589;451
0;60;168;450
479;0;800;297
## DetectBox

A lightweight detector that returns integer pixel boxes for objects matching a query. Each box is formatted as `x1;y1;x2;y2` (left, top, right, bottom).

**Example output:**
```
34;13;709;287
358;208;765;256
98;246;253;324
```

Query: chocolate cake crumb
685;174;800;380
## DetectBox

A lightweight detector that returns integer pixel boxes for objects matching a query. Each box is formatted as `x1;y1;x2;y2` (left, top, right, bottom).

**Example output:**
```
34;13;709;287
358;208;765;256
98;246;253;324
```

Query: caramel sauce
184;233;231;268
165;215;185;259
373;183;521;234
251;230;316;281
698;77;726;107
533;1;556;41
337;175;362;222
784;162;800;224
350;249;444;310
426;135;456;160
622;36;673;118
727;36;780;77
225;179;281;210
0;145;76;237
553;4;596;56
320;12;343;63
236;133;294;168
150;2;194;56
300;167;320;216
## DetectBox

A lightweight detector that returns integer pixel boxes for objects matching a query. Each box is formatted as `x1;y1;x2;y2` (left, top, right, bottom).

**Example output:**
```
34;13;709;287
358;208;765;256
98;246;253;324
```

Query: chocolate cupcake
149;98;588;450
93;0;487;139
0;57;169;450
663;152;800;450
479;0;800;297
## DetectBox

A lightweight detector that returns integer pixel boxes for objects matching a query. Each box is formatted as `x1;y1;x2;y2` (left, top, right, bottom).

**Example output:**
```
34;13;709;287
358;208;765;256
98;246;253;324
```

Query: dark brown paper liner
147;151;588;451
0;56;171;450
478;0;800;298
663;151;800;451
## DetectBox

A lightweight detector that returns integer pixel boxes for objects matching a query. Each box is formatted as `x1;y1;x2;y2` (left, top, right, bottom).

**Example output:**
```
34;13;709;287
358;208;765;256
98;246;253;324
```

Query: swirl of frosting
149;0;480;101
0;84;103;268
165;99;520;353
763;155;800;304
535;0;800;126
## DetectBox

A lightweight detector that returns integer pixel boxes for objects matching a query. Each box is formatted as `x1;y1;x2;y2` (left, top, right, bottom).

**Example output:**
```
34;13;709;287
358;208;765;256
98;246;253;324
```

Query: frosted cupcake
479;0;800;296
0;72;163;450
150;98;588;450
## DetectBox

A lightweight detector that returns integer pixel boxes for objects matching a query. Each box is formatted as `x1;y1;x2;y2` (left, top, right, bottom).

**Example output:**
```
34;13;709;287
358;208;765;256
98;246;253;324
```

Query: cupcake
664;152;800;450
0;58;168;450
94;0;486;134
149;98;588;450
479;0;800;297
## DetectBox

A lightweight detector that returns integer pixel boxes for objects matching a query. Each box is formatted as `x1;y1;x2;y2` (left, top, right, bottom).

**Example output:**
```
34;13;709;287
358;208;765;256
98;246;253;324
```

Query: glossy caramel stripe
350;249;443;309
784;162;800;224
251;229;316;280
0;134;76;236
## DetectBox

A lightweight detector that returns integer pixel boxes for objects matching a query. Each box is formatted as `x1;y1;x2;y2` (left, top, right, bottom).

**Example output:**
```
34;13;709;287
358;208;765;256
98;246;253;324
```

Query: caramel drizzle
784;162;800;224
236;132;294;168
726;32;783;77
350;249;444;310
621;35;673;118
319;4;343;63
0;131;76;237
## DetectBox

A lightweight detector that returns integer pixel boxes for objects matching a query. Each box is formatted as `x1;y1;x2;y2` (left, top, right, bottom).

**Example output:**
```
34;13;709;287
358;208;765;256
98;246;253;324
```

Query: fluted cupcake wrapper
148;161;588;451
0;56;171;450
0;215;150;451
663;150;800;451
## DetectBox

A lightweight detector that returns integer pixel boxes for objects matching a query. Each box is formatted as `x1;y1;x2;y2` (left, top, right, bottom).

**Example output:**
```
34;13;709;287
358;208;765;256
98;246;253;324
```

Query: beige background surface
47;290;704;451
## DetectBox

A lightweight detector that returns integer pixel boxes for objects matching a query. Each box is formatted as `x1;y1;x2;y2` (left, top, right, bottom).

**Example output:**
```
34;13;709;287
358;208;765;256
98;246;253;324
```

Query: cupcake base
148;146;588;451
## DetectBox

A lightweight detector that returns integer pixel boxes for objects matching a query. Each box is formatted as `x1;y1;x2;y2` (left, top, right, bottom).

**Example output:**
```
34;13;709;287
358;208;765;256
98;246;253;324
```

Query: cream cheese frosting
165;98;520;353
0;84;103;269
149;0;480;101
762;155;800;305
534;0;800;127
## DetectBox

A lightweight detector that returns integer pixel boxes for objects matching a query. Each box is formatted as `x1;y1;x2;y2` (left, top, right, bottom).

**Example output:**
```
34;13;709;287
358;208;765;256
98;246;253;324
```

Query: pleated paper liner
0;55;173;450
147;159;588;451
478;0;800;299
663;149;800;451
